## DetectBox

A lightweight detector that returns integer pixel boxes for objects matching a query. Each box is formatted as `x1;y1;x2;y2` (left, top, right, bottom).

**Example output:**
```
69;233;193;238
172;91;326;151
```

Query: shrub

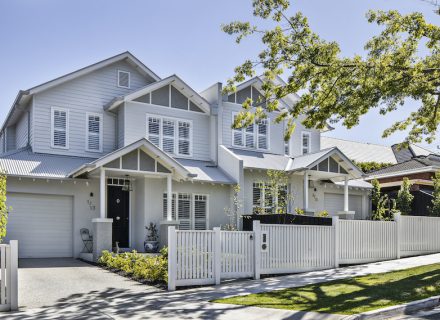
396;177;414;215
430;171;440;216
317;210;329;217
295;207;304;215
98;249;168;284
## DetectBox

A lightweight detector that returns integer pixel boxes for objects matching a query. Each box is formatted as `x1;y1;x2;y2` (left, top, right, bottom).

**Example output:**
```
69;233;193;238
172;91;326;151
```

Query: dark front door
107;186;130;248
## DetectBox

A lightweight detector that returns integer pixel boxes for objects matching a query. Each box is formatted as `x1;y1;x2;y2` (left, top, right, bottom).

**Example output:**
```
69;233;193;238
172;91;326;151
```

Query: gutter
0;90;31;134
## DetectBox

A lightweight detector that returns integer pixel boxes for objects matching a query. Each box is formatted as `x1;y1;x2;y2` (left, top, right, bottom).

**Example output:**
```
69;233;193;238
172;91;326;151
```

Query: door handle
116;216;120;221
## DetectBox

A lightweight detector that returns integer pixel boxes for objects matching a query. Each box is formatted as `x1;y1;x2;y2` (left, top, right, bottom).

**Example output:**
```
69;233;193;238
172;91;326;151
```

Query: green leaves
224;1;440;143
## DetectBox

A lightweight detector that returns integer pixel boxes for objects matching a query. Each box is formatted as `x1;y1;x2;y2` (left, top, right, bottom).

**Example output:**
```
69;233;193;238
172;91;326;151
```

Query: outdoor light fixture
122;176;133;192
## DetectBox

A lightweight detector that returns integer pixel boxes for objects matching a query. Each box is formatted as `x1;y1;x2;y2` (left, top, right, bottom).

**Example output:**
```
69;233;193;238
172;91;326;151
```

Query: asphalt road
391;306;440;319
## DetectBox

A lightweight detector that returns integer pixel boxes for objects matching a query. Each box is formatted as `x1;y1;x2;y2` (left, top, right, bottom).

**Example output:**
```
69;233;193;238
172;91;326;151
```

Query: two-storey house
0;52;371;258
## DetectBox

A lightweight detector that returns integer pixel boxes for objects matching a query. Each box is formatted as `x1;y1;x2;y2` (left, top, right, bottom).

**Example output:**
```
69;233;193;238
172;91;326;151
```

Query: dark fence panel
242;214;333;231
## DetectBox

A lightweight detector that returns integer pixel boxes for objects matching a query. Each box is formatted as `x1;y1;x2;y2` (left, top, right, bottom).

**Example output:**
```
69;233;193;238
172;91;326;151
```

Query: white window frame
117;70;131;89
163;192;209;230
146;114;193;157
231;112;269;151
252;182;288;214
51;107;69;149
301;131;311;155
85;112;103;152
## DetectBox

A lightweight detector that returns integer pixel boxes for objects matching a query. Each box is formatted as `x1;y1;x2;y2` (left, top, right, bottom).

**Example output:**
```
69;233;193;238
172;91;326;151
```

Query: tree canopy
222;0;440;145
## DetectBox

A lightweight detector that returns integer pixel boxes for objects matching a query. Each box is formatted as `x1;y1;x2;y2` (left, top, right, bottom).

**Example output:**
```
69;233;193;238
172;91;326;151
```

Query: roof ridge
321;136;391;148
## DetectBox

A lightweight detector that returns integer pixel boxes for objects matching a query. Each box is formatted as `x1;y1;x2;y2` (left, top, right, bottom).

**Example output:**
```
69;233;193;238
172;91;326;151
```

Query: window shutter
302;133;310;154
232;114;244;147
163;193;176;220
178;121;190;155
87;114;101;151
53;109;67;148
148;117;160;147
252;183;263;214
245;124;254;148
194;195;207;230
162;119;175;153
118;70;130;88
257;119;268;149
178;193;191;230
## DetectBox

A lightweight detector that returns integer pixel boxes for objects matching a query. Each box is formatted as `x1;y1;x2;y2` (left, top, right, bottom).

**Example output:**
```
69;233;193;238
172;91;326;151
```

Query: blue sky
0;0;438;150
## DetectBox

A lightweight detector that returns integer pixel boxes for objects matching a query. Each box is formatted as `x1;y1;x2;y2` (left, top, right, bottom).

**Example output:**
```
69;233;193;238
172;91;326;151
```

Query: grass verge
213;263;440;315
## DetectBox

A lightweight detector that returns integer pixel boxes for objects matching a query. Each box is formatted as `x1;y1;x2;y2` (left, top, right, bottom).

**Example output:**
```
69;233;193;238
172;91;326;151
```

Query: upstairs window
86;113;103;152
51;108;68;149
117;70;130;88
302;132;311;155
232;113;269;150
146;115;192;156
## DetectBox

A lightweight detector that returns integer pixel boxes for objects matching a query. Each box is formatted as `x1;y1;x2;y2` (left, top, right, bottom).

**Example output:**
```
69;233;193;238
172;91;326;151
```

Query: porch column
343;175;349;212
167;175;172;221
100;168;106;219
303;170;309;211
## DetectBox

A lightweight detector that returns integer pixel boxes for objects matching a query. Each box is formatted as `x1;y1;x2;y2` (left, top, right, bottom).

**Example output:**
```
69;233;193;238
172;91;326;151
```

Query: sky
0;0;439;151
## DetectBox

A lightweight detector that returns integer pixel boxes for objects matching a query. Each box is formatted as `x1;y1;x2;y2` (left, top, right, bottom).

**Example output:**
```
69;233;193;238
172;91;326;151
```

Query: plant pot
144;240;159;253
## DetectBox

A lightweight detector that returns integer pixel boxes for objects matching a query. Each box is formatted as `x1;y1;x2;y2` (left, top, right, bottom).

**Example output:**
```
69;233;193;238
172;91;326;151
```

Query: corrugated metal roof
321;136;398;164
176;159;235;184
227;148;291;170
0;148;94;178
368;154;440;176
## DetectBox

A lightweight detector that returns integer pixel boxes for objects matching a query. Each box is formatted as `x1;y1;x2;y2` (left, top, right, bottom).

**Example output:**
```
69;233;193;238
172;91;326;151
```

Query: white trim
301;131;311;155
117;70;131;89
50;107;69;149
128;100;209;117
146;114;193;157
231;112;270;151
85;112;103;153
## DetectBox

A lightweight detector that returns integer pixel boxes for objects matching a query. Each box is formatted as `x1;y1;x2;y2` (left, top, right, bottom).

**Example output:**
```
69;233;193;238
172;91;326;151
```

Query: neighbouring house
322;136;439;215
0;52;371;259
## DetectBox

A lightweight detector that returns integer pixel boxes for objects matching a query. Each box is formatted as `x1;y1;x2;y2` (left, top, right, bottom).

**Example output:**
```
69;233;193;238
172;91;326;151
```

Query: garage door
5;193;73;258
324;193;363;219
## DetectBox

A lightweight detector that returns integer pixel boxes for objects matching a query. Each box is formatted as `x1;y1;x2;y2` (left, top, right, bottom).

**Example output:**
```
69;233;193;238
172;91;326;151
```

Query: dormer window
302;132;311;155
117;70;130;88
51;108;69;149
86;112;103;152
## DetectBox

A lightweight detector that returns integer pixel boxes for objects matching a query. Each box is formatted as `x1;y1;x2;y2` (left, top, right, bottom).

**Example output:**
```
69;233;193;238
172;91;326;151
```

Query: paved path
390;306;440;319
4;253;440;319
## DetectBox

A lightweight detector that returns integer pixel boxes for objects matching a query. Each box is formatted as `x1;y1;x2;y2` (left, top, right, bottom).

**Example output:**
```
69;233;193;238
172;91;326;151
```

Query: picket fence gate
0;241;18;311
168;214;440;290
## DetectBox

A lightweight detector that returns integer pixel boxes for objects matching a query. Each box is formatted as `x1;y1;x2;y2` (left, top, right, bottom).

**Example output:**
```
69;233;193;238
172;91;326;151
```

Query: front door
107;186;130;248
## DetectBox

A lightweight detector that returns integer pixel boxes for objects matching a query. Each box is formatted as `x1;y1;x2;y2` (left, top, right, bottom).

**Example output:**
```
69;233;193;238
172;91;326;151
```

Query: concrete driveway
18;258;160;309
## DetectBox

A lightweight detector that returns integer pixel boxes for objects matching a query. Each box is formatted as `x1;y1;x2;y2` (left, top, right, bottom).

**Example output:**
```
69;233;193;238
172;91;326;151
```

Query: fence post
395;212;401;259
167;227;177;291
9;240;18;311
253;220;261;280
214;227;221;285
332;216;339;268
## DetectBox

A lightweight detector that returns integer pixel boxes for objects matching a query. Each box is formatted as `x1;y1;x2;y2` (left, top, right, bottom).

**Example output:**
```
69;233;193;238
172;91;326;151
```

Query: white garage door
5;193;73;258
324;193;363;219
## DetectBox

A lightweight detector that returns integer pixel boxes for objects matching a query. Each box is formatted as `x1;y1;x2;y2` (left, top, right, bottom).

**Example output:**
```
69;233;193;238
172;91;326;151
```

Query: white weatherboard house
0;52;371;259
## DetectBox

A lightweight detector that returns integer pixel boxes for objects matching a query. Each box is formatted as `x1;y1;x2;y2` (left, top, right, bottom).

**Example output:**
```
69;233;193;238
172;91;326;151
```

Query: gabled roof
69;138;194;180
104;74;211;114
1;51;161;133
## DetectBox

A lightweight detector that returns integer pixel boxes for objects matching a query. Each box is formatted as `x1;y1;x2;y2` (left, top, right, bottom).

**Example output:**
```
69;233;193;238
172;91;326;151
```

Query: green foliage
316;210;329;217
0;172;9;242
223;1;440;145
265;170;292;214
371;179;382;209
396;177;414;215
295;207;304;215
429;171;440;216
353;161;394;173
145;222;159;241
98;250;168;284
223;184;242;230
370;179;395;220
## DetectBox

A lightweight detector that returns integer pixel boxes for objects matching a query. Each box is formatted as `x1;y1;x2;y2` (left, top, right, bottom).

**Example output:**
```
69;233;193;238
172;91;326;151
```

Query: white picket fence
0;241;18;311
168;215;440;290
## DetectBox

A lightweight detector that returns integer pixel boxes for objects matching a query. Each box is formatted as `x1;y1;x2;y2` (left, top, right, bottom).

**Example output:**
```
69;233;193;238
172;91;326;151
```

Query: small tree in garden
371;179;382;211
0;171;8;242
370;179;393;220
265;170;292;214
396;177;414;215
430;171;440;216
223;184;242;231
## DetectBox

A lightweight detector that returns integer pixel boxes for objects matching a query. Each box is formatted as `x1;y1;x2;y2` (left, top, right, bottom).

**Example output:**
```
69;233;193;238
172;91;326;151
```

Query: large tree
223;0;440;144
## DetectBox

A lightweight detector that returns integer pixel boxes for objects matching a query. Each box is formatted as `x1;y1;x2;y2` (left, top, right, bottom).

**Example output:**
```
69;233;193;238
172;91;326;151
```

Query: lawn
213;263;440;315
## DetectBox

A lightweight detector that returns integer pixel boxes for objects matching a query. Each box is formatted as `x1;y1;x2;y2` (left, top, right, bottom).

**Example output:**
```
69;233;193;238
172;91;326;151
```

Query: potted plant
144;222;159;253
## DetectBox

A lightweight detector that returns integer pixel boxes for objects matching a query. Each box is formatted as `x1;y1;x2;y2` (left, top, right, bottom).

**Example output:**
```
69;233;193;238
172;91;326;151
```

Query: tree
430;171;440;216
371;179;382;211
353;161;394;173
223;1;440;145
0;172;8;242
396;177;414;215
223;184;243;230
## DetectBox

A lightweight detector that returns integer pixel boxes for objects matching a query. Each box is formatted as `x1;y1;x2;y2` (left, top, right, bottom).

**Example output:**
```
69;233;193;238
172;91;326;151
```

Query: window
232;113;269;150
302;132;311;155
163;193;207;230
117;70;130;88
86;113;102;152
284;141;290;155
146;115;192;156
253;182;288;214
51;108;68;149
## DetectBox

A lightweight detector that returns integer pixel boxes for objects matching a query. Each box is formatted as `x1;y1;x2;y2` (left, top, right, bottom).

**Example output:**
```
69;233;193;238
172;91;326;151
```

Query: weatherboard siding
32;61;153;158
6;126;16;151
123;101;211;161
15;111;29;149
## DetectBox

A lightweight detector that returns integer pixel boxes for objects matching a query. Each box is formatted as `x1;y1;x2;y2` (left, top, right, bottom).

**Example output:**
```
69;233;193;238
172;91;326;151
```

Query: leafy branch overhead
222;0;440;144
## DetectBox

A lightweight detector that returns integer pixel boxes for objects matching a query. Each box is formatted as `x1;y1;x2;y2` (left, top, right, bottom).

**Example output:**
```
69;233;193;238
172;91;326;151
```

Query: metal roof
0;148;94;178
175;159;235;184
368;154;440;176
227;148;291;171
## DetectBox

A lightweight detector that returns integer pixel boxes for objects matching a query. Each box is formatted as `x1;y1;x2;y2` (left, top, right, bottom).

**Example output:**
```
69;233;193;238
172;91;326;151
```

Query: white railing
400;216;440;257
339;220;397;264
168;215;440;290
260;224;335;274
0;240;18;312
